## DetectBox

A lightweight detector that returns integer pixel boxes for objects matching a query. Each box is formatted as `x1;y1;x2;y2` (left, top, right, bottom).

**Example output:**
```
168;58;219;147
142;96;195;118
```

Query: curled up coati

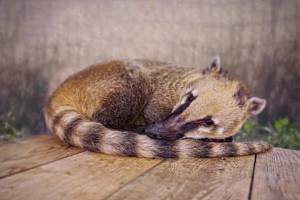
44;56;271;158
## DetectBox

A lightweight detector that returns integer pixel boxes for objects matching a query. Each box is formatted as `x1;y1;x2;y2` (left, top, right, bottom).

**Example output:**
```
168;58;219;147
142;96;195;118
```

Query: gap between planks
248;154;257;200
251;148;300;200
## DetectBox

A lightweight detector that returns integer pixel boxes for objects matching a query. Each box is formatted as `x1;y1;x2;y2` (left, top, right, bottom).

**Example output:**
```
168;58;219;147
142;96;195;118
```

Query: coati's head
170;56;266;140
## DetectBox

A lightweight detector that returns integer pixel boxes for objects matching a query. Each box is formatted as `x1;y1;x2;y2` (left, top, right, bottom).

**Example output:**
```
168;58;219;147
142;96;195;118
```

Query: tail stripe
81;124;103;152
155;140;178;158
175;140;213;158
64;117;83;144
51;110;81;140
194;142;213;157
238;142;255;155
247;143;256;154
224;143;239;157
120;132;137;156
135;135;158;158
51;109;76;131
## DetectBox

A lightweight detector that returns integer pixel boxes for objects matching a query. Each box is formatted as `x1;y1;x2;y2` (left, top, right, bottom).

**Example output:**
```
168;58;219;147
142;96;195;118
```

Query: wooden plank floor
0;135;299;200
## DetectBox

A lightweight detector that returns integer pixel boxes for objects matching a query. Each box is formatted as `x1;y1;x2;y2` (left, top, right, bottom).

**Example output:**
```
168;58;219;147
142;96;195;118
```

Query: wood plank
0;151;161;200
107;156;255;200
0;134;83;178
251;148;300;200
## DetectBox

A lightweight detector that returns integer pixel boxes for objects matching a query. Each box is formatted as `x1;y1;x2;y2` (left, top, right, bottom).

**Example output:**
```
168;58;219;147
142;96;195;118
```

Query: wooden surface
0;134;83;178
252;148;300;200
108;156;254;200
0;135;299;200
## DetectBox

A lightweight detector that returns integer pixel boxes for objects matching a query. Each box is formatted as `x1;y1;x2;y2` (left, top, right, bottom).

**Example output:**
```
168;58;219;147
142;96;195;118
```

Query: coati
44;56;271;158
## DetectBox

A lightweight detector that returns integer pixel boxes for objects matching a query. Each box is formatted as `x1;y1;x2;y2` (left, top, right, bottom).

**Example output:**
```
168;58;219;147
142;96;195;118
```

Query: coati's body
44;58;271;158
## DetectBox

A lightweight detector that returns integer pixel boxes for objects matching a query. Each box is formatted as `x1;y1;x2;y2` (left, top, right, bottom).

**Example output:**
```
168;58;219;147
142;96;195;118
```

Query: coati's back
46;61;152;124
44;58;271;158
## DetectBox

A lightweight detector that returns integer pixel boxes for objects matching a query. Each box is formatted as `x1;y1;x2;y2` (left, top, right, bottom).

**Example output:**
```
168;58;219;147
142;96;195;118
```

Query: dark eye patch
180;115;215;132
202;116;215;127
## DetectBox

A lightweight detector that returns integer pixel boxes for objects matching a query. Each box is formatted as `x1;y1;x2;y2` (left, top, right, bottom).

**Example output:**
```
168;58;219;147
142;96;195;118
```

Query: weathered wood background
0;0;299;134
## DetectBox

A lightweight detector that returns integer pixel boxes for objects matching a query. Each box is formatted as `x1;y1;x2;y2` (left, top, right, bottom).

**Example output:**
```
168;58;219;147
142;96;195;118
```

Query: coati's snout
179;56;267;140
179;90;267;140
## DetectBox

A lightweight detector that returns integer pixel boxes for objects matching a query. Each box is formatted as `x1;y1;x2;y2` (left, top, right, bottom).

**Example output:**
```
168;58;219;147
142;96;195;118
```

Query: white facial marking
198;126;213;133
212;117;220;124
184;132;206;139
217;127;225;135
186;87;198;97
186;87;193;93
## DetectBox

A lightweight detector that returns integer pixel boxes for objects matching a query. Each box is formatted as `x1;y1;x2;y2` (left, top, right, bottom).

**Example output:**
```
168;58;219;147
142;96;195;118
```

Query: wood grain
107;156;255;200
1;134;299;200
0;151;161;200
0;134;83;178
251;148;300;200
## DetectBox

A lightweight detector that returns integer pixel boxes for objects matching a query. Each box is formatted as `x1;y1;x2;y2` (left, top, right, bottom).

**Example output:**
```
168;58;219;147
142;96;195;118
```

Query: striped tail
44;106;272;158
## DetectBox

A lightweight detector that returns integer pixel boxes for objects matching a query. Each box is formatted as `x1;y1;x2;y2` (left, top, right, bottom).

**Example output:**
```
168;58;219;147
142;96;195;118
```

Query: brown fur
44;59;271;158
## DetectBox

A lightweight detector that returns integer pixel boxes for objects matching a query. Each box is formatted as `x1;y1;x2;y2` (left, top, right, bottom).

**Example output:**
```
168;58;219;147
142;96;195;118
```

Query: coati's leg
141;89;233;142
141;90;198;140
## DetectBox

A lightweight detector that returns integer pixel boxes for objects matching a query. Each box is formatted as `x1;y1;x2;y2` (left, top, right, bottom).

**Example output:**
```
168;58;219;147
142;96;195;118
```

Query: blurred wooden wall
0;0;299;131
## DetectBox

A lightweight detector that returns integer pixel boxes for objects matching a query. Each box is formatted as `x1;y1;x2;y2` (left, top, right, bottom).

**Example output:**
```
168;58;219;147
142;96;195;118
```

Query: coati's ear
209;55;222;72
248;97;266;115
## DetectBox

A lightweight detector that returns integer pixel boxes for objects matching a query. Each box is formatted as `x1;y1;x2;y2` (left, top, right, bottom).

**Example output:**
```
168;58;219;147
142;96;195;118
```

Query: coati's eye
202;116;215;127
180;116;215;133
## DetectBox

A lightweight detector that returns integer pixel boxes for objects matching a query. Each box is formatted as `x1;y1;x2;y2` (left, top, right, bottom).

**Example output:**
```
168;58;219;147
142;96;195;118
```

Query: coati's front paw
143;124;163;139
144;122;184;141
143;89;198;141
